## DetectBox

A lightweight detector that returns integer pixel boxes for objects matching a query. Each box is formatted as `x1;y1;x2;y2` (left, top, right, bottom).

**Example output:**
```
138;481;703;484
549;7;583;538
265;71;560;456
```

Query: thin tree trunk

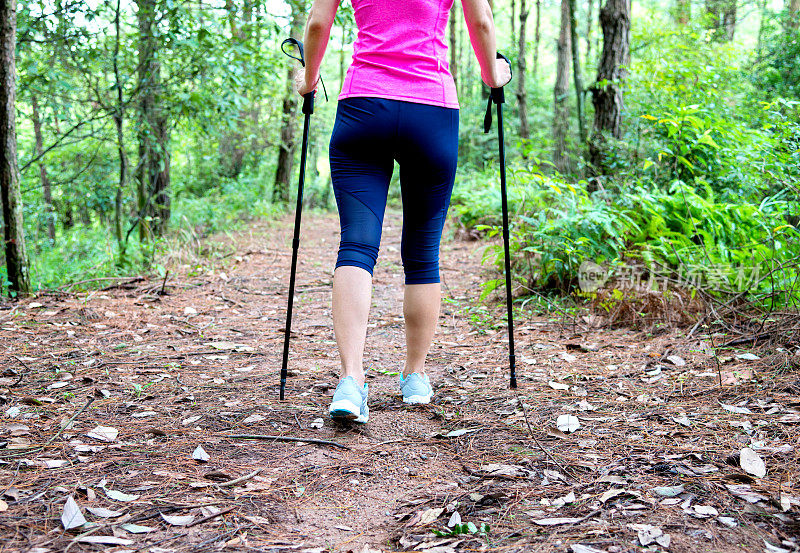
532;0;541;81
722;1;737;41
791;0;800;30
0;0;31;295
675;0;691;24
136;0;171;240
569;0;586;143
112;0;127;254
511;0;516;49
586;0;595;69
273;1;303;204
517;0;530;140
588;0;630;179
553;0;572;174
31;94;55;243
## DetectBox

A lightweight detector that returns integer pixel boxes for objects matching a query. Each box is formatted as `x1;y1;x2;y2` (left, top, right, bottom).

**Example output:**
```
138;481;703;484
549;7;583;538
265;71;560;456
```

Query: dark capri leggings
329;97;459;285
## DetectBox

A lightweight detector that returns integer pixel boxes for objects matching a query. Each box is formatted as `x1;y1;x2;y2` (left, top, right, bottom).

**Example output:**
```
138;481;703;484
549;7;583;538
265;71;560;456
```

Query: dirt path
1;212;798;553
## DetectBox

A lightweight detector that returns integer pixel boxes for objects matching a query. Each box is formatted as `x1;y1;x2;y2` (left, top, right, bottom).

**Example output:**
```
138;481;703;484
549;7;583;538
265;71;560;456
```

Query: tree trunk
136;0;171;241
790;0;800;30
273;2;303;204
553;0;572;174
675;0;691;24
586;0;595;69
511;0;516;50
0;0;31;296
517;0;530;140
31;94;55;243
569;0;586;143
113;0;127;254
722;1;737;41
588;0;630;178
706;0;736;41
532;0;541;81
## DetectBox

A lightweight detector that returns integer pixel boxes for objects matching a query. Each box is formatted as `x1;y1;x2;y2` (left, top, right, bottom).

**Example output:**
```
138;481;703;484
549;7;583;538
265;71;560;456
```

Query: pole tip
510;377;518;389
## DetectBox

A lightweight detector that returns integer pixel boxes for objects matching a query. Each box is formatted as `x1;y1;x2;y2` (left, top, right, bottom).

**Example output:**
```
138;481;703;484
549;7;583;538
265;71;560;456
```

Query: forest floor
1;211;799;553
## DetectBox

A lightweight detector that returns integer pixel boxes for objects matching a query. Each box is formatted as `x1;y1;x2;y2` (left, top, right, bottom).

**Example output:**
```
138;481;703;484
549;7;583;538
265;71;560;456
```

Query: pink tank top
339;0;459;109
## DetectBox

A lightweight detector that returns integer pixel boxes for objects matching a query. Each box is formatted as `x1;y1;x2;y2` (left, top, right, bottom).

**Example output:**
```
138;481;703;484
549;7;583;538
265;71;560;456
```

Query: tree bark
588;0;630;178
112;0;128;254
0;0;31;296
586;0;595;69
31;94;55;243
675;0;691;24
790;0;800;30
136;0;171;240
532;0;541;81
705;0;736;41
517;0;530;140
553;0;572;174
273;1;303;204
569;0;586;143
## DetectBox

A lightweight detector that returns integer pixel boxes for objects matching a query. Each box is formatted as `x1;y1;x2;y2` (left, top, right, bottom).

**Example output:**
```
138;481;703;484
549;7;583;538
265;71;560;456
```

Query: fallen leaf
556;414;580;433
653;485;684;497
548;381;570;390
666;355;686;367
182;416;202;426
533;517;581;525
87;426;118;442
447;511;461;527
76;536;134;545
720;402;752;414
309;418;324;429
161;513;195;526
599;489;625;503
571;545;606;553
119;523;155;533
204;341;254;352
103;488;139;502
725;484;768;503
0;500;7;512
478;464;529;478
739;448;766;478
736;353;760;361
417;507;444;525
61;496;86;529
690;505;718;518
86;506;124;518
192;445;210;463
242;414;265;424
628;524;664;546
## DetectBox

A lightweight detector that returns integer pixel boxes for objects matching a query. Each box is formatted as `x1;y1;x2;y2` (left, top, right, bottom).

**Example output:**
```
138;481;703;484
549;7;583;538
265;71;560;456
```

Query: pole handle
484;53;513;133
302;92;315;115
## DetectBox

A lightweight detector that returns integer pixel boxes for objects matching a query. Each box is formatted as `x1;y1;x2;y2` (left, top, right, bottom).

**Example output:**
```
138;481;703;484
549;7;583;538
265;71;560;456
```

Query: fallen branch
215;469;262;488
224;434;350;450
186;506;235;526
516;394;579;482
0;396;95;458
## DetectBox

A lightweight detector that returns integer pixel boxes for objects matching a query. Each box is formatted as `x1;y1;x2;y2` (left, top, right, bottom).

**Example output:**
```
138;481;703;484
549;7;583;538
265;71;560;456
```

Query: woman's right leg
329;98;394;414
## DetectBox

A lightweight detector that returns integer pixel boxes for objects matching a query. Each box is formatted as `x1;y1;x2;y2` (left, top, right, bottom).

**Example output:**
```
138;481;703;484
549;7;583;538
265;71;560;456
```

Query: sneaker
399;372;433;404
328;376;369;423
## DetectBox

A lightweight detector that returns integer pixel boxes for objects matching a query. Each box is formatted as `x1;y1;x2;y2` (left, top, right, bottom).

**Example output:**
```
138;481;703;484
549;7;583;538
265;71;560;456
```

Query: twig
186;506;235;527
224;434;350;450
516;394;578;481
159;270;169;296
215;469;262;488
0;396;95;458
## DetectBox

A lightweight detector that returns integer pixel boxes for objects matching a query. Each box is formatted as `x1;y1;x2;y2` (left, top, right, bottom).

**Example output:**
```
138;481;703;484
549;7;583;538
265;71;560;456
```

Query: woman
296;0;510;423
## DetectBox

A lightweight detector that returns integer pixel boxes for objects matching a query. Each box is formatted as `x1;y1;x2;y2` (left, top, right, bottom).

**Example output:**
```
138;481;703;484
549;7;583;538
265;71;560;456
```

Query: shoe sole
403;393;433;405
329;399;369;423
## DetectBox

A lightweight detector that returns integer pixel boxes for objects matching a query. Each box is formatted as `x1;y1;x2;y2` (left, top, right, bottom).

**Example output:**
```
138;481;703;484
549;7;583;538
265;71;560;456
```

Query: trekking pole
279;38;315;400
483;53;517;389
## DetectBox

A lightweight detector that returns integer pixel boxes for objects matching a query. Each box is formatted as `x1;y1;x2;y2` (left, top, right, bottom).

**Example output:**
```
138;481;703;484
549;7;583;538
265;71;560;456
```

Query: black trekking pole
483;53;517;389
279;38;315;400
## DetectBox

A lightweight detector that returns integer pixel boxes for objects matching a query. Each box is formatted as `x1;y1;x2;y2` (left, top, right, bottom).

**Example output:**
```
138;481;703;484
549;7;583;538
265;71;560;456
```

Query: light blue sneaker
328;376;369;423
399;372;433;404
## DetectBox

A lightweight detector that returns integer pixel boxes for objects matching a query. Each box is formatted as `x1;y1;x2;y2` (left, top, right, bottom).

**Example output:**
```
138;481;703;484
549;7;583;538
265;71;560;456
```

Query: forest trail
2;212;799;553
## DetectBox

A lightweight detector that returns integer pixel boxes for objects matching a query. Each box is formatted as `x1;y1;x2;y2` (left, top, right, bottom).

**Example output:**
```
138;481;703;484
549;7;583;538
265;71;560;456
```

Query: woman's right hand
483;58;512;89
